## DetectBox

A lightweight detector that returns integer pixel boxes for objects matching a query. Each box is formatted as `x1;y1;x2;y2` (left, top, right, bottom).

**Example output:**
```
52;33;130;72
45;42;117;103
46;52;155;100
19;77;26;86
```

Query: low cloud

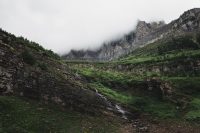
0;0;199;54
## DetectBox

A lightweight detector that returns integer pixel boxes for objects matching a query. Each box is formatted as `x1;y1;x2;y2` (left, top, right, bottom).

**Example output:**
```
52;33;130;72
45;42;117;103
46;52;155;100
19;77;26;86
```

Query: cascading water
95;89;128;120
115;104;128;119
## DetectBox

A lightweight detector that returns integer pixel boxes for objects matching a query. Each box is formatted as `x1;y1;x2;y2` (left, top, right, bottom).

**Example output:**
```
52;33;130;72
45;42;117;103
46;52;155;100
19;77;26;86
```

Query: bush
38;63;48;70
21;50;36;65
46;49;60;60
133;98;147;109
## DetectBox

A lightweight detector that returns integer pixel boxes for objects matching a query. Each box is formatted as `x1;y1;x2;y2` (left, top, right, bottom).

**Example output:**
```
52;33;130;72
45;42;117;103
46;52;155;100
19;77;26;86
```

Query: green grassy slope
0;96;121;133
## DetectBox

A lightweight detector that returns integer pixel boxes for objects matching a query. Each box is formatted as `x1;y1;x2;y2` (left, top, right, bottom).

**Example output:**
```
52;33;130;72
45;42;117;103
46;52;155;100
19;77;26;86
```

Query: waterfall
95;89;128;120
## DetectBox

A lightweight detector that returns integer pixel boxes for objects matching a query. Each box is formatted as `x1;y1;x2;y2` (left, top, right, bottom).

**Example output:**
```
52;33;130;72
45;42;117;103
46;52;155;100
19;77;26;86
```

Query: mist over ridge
0;0;199;54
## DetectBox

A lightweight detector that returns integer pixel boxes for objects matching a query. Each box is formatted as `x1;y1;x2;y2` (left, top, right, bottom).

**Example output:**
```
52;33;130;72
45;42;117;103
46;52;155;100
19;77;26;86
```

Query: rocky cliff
63;8;200;61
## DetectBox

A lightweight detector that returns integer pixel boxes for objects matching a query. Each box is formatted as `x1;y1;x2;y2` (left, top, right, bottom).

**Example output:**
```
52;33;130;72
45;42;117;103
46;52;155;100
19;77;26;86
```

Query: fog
0;0;199;54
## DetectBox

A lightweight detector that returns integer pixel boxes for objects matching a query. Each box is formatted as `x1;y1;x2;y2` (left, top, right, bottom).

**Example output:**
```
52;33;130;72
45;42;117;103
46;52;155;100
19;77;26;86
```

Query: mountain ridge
63;8;200;61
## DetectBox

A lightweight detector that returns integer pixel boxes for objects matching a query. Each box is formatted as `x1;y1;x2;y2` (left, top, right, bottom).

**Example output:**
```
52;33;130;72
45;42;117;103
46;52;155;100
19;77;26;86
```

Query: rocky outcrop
134;21;165;43
63;21;163;61
172;8;200;31
63;8;200;61
146;78;173;99
64;33;135;61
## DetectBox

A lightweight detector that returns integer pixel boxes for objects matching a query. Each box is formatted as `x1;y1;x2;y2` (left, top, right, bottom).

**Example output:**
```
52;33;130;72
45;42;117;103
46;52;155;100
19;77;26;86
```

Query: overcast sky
0;0;199;54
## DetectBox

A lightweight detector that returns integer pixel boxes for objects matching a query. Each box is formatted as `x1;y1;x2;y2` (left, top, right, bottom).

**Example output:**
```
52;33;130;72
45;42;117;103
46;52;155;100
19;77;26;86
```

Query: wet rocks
132;119;150;132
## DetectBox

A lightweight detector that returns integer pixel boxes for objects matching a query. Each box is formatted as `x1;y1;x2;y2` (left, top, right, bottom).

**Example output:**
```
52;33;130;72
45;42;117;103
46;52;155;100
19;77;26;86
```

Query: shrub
46;49;60;60
185;98;200;121
38;63;48;70
21;50;36;65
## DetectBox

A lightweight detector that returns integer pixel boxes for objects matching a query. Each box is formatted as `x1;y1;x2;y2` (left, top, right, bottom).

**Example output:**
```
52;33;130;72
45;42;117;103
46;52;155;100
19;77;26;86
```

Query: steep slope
0;28;112;114
63;8;200;61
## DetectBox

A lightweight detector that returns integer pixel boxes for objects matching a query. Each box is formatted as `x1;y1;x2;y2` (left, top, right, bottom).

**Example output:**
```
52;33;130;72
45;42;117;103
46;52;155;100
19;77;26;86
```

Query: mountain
63;8;200;61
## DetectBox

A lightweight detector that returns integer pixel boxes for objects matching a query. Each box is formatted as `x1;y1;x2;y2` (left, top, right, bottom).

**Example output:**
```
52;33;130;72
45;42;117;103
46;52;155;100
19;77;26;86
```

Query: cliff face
63;8;200;61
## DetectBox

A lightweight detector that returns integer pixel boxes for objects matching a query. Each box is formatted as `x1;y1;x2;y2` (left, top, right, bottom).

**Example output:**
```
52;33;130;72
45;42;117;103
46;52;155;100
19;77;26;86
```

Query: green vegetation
37;62;48;71
0;28;60;60
16;36;60;60
89;83;177;118
117;34;200;66
63;33;200;123
89;82;135;105
21;50;36;65
71;65;178;119
0;96;120;133
185;98;200;121
163;77;200;95
117;49;200;65
122;34;200;57
74;67;143;86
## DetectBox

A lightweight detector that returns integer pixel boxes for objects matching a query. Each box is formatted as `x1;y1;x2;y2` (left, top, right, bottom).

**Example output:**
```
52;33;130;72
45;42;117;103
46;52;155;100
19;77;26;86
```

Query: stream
95;89;129;120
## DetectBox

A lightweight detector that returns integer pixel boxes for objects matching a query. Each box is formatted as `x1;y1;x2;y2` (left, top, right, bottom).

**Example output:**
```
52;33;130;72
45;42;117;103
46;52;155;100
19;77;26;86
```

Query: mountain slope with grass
65;30;200;132
0;28;131;132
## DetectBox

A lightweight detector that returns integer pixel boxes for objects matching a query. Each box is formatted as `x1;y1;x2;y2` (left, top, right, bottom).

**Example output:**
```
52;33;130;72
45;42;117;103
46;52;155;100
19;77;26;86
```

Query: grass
71;63;200;120
0;96;120;133
116;33;200;66
121;34;200;57
185;97;200;121
117;49;200;65
89;82;136;105
74;67;143;85
162;77;200;95
0;28;60;60
70;64;184;119
89;82;177;119
143;102;177;119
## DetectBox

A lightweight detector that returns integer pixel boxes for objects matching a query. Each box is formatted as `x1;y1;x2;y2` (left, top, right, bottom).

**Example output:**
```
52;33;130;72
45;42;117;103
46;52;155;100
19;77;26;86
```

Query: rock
138;126;148;132
146;78;173;99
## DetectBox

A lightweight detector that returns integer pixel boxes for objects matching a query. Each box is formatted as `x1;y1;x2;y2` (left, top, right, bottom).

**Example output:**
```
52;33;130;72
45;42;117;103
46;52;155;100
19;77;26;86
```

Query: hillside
65;30;200;132
68;32;200;117
0;28;131;132
1;8;200;133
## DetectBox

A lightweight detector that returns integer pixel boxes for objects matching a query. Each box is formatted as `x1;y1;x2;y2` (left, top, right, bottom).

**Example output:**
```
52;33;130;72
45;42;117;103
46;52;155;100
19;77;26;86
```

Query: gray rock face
134;21;165;42
173;8;200;31
62;8;200;61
